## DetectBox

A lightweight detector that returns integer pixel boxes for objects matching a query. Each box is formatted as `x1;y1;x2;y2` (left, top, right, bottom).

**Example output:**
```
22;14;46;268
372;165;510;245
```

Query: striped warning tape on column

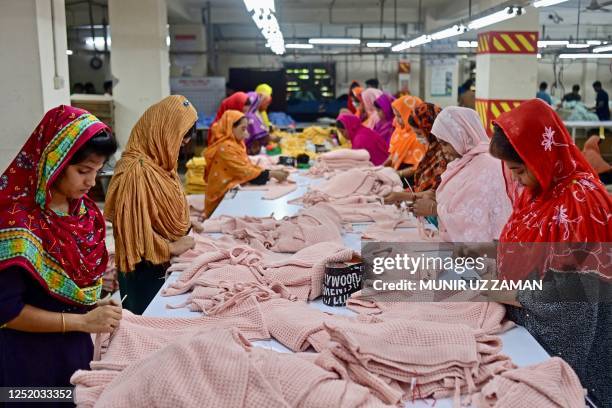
476;99;524;135
477;32;538;55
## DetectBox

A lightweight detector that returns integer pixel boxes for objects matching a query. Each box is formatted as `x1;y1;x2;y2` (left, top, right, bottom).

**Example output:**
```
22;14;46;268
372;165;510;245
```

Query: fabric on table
308;167;403;202
73;328;388;408
307;149;374;178
88;300;268;371
473;357;586;408
318;319;514;405
238;178;298;200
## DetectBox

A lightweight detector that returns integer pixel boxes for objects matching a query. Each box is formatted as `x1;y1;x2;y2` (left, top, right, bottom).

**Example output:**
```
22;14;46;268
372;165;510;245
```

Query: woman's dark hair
70;130;118;164
489;125;523;163
183;122;197;140
233;116;247;128
335;120;345;130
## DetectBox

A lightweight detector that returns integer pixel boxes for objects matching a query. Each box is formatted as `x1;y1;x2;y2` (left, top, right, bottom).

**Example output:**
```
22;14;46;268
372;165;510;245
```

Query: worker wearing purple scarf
244;92;270;155
373;93;396;147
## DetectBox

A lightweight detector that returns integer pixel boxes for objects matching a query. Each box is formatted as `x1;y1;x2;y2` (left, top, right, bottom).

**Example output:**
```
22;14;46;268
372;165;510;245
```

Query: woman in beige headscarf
105;95;199;314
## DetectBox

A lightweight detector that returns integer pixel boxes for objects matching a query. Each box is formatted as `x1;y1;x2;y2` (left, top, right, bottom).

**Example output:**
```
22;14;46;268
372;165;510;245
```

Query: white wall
169;24;207;77
0;0;70;172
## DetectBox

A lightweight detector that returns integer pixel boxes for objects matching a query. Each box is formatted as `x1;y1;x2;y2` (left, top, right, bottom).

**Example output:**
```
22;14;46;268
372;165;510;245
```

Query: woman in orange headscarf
203;110;288;218
383;95;426;179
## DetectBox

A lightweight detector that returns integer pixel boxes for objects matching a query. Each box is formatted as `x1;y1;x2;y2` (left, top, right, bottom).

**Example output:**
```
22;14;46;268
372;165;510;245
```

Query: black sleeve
248;169;270;185
0;266;28;325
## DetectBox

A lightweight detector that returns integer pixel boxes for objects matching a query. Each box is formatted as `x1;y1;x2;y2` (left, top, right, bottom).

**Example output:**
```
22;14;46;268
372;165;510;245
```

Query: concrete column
0;0;70;171
108;0;169;147
474;7;539;134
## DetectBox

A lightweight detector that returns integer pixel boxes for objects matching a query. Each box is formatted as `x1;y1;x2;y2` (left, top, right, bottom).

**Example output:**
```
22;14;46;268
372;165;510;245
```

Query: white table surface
144;169;551;408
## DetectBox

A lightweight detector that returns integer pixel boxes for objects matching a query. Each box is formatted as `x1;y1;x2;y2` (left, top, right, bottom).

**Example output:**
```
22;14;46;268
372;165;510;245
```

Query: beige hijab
105;95;197;272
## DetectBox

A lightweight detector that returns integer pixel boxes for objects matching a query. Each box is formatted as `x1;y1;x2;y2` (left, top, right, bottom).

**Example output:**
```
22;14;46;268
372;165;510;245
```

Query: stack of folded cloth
184;157;206;194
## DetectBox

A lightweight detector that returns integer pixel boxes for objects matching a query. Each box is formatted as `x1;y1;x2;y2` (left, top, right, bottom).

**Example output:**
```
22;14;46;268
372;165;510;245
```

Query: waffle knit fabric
307;149;374;177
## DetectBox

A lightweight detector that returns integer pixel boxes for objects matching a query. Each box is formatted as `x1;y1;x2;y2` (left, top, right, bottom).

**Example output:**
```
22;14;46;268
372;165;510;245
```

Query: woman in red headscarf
0;106;122;387
489;99;611;406
207;91;249;145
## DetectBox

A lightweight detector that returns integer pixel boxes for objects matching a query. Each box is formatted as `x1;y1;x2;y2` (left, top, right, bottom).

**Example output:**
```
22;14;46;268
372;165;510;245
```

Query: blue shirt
536;91;552;105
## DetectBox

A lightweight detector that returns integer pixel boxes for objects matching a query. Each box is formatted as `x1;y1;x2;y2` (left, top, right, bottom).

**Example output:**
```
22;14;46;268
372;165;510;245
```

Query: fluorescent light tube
559;53;612;59
533;0;569;7
593;45;612;53
468;7;523;30
538;40;569;47
566;43;590;48
430;25;466;40
308;38;361;45
366;42;392;48
457;40;478;48
285;43;314;49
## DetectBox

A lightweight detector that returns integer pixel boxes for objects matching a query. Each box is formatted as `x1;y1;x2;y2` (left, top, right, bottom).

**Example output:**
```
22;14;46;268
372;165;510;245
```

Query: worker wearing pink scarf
336;113;388;166
372;93;395;146
360;88;383;129
432;107;512;242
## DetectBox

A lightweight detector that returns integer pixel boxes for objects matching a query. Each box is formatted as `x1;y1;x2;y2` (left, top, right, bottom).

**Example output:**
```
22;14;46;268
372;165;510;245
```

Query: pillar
108;0;169;148
0;0;70;172
474;7;539;134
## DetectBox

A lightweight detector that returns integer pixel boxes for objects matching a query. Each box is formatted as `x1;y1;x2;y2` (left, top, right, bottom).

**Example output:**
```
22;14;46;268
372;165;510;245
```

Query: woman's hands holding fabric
270;170;289;183
190;219;204;234
169;235;195;256
412;197;437;217
78;303;122;333
384;191;414;205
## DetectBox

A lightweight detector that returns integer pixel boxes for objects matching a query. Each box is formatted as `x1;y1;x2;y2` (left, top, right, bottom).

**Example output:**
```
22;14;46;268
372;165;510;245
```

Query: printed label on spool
322;262;364;307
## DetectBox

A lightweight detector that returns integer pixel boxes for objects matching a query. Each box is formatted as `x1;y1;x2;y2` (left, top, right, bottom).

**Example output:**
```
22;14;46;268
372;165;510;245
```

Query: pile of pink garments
200;204;344;253
307;149;373;177
162;242;356;312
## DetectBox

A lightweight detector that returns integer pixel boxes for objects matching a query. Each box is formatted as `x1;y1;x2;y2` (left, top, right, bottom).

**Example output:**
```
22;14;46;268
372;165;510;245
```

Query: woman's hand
412;197;437;217
169;236;195;256
190;219;204;234
270;170;289;183
383;191;414;205
76;304;122;333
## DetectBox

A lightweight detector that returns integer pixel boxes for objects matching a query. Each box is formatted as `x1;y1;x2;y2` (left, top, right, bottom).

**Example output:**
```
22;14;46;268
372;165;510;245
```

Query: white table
564;120;612;141
144;170;551;408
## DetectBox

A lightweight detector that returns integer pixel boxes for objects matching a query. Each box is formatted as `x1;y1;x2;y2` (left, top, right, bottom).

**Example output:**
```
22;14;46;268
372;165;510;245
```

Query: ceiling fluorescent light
285;43;314;49
308;38;361;45
66;49;74;55
593;44;612;53
366;42;392;48
559;53;612;59
533;0;569;7
430;25;467;40
467;7;523;30
538;40;569;47
391;35;432;52
566;43;590;48
457;40;478;48
586;40;602;46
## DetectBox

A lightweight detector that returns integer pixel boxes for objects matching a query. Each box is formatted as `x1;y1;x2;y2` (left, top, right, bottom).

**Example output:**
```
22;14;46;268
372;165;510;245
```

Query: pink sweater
307;149;374;178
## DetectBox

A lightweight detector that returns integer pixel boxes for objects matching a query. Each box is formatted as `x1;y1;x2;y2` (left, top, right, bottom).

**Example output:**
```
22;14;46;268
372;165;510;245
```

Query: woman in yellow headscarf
104;95;199;314
204;110;288;218
255;83;273;128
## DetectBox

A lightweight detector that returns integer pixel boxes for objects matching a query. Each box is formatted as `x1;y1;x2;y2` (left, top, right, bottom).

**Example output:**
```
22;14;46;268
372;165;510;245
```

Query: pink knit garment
239;178;299;200
318;319;514;405
73;328;389;408
309;167;403;200
200;204;344;253
307;149;374;178
473;357;586;408
162;242;356;312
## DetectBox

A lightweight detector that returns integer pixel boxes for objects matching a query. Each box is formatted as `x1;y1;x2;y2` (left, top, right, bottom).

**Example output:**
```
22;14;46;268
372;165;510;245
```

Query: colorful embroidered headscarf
204;110;263;217
0;105;110;305
493;99;611;281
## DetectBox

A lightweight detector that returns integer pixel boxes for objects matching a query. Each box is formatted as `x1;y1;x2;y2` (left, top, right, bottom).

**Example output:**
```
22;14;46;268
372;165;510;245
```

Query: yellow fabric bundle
105;95;196;273
185;157;207;194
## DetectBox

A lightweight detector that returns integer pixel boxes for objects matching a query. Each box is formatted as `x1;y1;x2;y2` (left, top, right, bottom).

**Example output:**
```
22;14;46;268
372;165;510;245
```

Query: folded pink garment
239;178;298;200
74;328;388;408
186;194;205;215
88;298;268;371
310;167;403;200
473;357;586;408
318;319;514;405
345;296;512;335
307;149;374;177
200;205;344;253
362;218;439;242
162;242;356;312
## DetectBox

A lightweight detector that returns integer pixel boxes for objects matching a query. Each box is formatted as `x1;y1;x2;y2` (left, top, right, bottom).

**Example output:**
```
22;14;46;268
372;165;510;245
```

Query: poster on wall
430;59;454;97
398;61;411;95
